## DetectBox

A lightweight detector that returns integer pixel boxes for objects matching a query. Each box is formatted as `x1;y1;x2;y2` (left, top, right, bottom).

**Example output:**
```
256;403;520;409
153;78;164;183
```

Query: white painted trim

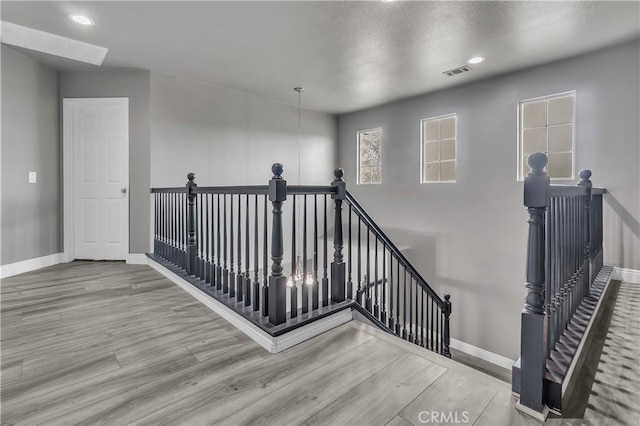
515;401;549;421
450;338;515;371
63;98;130;262
146;259;352;353
0;253;64;279
1;21;109;65
613;267;640;284
126;254;148;265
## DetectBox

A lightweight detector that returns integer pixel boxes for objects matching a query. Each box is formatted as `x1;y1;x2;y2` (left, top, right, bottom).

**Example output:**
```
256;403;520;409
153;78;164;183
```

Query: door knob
121;188;127;194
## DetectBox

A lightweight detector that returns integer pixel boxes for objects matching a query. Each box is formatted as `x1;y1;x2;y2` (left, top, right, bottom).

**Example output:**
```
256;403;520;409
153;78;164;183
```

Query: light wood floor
0;261;634;425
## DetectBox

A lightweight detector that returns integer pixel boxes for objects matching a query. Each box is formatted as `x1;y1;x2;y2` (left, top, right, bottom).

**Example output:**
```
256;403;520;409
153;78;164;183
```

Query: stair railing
517;152;607;415
151;164;450;356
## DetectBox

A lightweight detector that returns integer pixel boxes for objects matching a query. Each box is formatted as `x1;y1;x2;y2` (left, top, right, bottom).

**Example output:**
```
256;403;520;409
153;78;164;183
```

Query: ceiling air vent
443;65;472;77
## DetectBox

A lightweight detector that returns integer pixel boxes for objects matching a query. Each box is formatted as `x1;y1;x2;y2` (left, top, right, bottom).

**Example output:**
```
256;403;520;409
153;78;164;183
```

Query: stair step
550;349;571;368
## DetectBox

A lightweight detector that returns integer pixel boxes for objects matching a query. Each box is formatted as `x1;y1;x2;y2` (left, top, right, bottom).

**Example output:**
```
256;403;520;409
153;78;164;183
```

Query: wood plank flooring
0;261;635;425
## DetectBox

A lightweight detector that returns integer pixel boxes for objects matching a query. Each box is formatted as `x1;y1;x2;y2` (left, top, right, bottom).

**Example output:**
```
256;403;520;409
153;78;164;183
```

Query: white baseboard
0;253;64;279
450;338;515;371
126;254;149;265
146;259;352;353
613;267;640;284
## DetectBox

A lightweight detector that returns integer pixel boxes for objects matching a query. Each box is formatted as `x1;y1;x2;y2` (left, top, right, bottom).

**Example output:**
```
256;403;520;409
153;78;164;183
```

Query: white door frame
62;97;130;262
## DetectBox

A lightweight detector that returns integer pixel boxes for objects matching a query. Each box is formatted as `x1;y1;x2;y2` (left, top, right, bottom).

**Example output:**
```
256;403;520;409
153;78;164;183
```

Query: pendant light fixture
287;87;305;288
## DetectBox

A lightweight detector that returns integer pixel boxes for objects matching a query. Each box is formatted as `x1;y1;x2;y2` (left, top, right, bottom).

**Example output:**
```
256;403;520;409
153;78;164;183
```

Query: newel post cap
332;168;346;200
187;172;196;182
524;153;550;208
578;169;593;188
269;163;286;202
271;163;284;179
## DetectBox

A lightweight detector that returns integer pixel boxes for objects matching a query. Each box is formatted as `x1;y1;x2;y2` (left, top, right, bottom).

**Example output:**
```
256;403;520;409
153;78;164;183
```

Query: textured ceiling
2;1;639;114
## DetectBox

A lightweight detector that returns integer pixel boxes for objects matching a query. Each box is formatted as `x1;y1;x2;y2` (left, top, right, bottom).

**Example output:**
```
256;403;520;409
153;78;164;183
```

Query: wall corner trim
613;267;640;284
0;253;64;279
126;254;149;265
146;259;352;353
449;338;515;370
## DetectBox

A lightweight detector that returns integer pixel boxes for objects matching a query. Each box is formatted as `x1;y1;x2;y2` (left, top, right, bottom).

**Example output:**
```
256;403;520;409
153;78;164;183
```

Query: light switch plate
29;171;37;183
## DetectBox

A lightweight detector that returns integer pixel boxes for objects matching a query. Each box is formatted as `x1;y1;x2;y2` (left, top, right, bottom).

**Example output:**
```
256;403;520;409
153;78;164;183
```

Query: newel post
186;173;197;276
578;169;592;292
518;153;550;417
443;294;452;358
268;163;287;326
331;168;346;303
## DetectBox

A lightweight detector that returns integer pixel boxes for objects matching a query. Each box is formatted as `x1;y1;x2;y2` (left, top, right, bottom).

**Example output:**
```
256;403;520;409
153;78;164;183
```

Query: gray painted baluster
268;163;287;325
186;173;197;276
331;168;346;302
443;294;451;357
519;152;550;415
245;194;251;307
578;170;592;295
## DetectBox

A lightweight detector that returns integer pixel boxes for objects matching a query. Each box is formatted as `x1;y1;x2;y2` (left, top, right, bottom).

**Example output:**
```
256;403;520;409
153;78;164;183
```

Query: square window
440;161;456;181
424;142;439;162
518;92;575;180
421;114;456;183
548;96;574;125
425;120;439;141
440;118;456;139
522;128;546;154
357;128;382;184
548;124;572;152
440;139;456;161
522;100;546;128
547;152;573;179
423;162;439;182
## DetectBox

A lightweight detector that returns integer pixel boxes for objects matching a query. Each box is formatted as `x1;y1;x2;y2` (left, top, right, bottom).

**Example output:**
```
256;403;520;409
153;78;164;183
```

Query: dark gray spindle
402;267;407;340
366;227;371;312
312;195;319;310
253;194;260;311
263;195;269;317
205;194;210;283
245;194;251;306
237;194;243;302
291;195;298;317
268;163;287;326
331;168;346;302
302;194;309;314
396;259;401;335
374;236;379;318
443;294;451;357
322;195;329;306
578;169;592;295
216;194;222;290
347;204;353;300
230;194;236;298
223;194;229;294
389;254;395;330
381;245;387;324
186;173;197;275
519;152;550;414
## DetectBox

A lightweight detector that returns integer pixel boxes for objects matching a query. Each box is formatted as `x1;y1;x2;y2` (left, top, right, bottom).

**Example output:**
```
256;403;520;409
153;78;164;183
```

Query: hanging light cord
296;88;302;186
294;88;304;280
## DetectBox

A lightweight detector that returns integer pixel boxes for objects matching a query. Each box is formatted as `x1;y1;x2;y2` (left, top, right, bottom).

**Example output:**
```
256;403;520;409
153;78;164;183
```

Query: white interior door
67;98;129;260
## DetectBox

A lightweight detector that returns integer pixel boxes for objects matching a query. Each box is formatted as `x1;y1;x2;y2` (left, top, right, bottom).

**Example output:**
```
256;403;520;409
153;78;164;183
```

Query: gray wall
59;70;151;254
150;73;338;187
338;39;640;360
1;46;60;265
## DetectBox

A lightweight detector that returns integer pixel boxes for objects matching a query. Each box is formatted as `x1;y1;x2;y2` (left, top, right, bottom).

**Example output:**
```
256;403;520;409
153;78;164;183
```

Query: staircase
150;164;451;357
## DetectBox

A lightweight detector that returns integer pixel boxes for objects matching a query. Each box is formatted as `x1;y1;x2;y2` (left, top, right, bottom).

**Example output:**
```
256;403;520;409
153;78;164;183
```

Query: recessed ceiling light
381;0;396;3
467;56;485;65
69;14;95;26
